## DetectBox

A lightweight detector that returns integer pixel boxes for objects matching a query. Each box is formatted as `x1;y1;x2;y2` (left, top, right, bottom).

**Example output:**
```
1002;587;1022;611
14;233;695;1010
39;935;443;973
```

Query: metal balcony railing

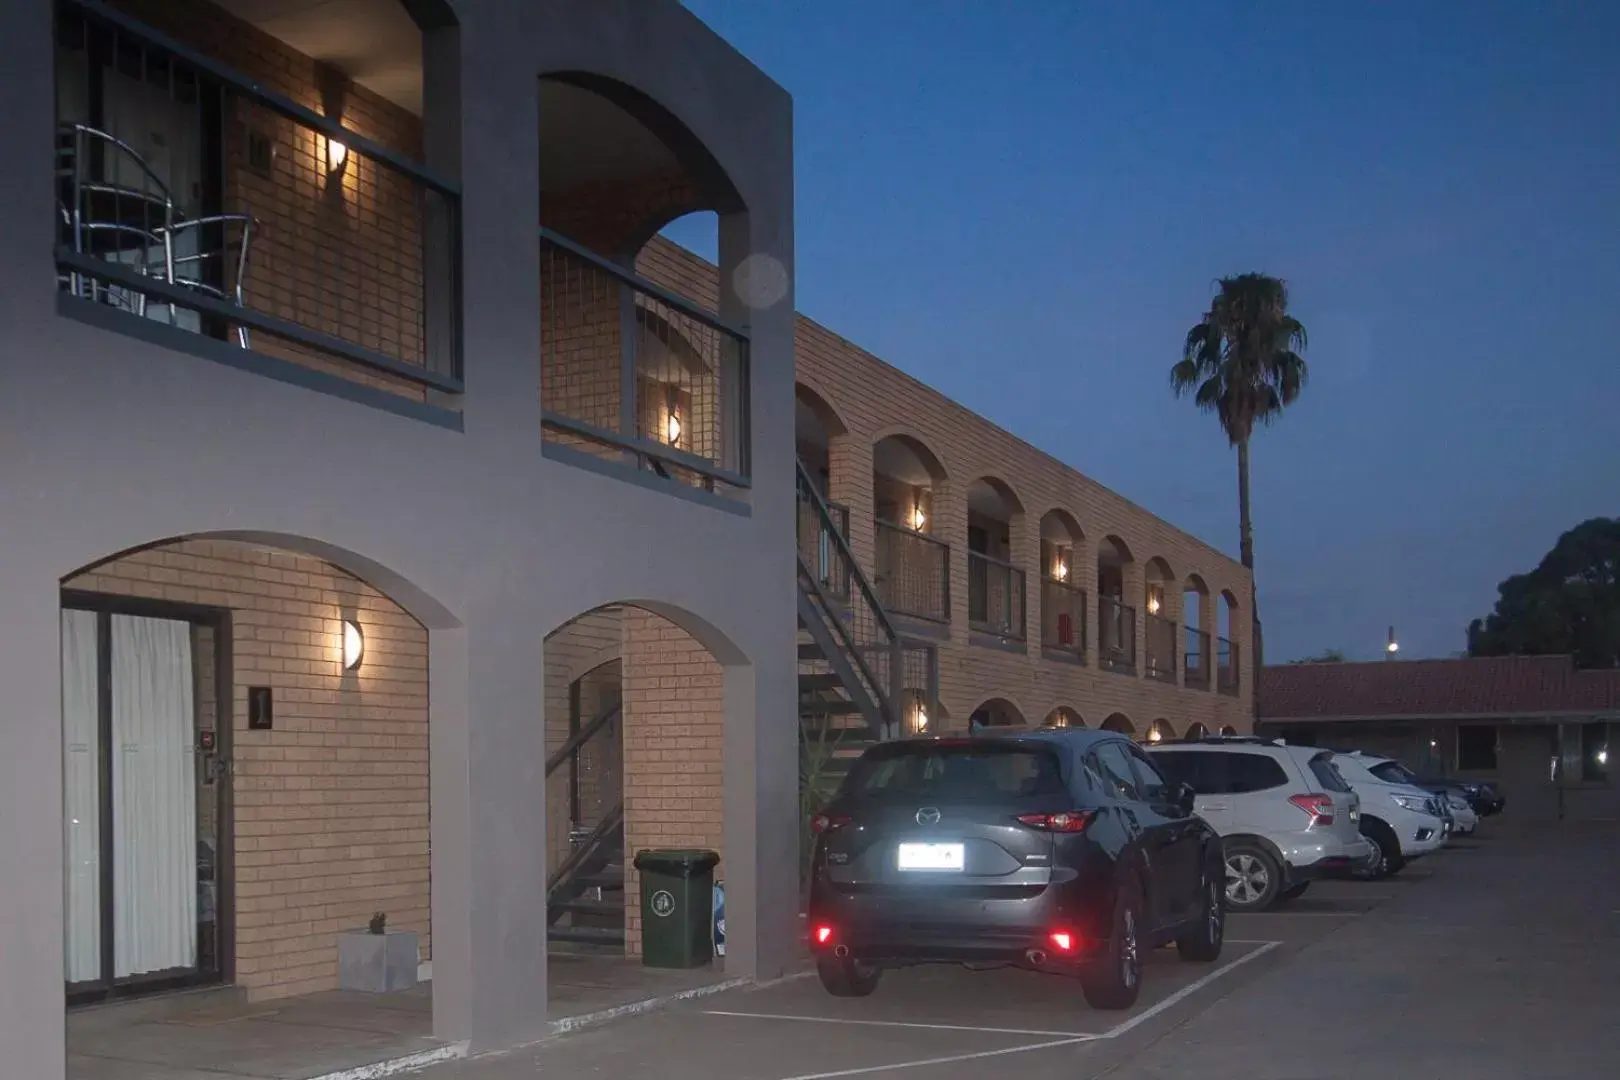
54;0;463;403
1185;627;1212;690
1217;637;1240;696
796;495;851;601
540;230;750;496
968;551;1025;640
1145;612;1178;684
1041;577;1087;663
1098;596;1136;675
874;521;950;623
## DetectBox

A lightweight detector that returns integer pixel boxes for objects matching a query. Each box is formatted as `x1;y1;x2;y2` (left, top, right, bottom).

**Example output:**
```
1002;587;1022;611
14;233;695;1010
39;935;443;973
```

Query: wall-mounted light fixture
1147;724;1165;743
666;408;682;446
1146;586;1163;616
1053;557;1069;582
1386;625;1399;658
342;619;364;671
914;707;929;734
909;504;927;531
327;135;348;175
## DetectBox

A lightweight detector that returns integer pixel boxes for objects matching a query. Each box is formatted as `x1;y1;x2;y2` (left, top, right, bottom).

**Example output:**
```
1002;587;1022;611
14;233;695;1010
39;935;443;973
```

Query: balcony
540;231;750;499
1144;612;1177;685
1184;627;1211;690
1098;595;1136;675
1217;636;1240;696
53;0;462;416
968;551;1025;642
874;520;950;624
1040;576;1087;664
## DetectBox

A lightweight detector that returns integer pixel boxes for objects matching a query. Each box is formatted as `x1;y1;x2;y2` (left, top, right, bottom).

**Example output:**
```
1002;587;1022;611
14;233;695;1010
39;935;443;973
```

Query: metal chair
160;214;258;348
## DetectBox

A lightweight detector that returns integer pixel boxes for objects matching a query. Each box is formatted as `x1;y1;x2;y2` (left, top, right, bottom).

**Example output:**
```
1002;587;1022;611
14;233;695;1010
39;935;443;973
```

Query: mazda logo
915;807;941;826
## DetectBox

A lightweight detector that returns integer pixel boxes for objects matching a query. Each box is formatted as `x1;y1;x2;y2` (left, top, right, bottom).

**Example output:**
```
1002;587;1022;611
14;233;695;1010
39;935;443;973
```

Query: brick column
1012;510;1037;648
1075;537;1100;670
830;434;874;579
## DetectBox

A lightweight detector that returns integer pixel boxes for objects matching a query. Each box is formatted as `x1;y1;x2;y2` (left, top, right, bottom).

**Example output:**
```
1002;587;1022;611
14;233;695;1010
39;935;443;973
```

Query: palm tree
1171;273;1309;667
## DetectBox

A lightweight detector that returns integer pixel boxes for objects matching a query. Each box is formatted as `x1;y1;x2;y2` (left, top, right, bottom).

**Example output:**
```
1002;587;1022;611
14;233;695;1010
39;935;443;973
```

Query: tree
1171;273;1309;673
1467;517;1620;668
1290;649;1346;664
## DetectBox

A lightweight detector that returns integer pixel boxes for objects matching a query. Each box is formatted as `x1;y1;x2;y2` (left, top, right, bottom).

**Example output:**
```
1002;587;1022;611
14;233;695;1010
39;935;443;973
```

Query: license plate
897;842;964;872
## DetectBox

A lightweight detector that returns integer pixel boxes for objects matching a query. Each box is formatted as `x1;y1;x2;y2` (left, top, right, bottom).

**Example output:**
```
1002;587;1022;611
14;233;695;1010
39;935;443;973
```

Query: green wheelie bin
632;849;721;968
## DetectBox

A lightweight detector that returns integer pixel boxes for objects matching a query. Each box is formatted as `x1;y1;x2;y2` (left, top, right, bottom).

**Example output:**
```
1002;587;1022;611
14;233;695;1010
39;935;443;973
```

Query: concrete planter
337;929;419;993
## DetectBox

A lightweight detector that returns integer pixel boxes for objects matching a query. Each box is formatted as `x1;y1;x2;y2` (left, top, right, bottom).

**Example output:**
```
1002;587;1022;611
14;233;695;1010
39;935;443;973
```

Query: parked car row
803;727;1498;1009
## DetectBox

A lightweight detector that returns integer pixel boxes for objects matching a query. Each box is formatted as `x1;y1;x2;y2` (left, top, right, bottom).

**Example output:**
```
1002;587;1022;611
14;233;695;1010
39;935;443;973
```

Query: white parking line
770;1035;1094;1080
1094;940;1280;1040
701;1010;1100;1038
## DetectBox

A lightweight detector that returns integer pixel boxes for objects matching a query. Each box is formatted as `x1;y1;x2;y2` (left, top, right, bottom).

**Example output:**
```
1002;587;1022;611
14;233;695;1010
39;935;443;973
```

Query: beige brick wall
65;539;430;1001
620;608;724;957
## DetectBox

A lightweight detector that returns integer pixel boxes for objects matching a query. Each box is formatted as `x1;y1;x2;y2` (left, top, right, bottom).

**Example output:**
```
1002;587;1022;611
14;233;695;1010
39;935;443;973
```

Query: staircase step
798;643;827;661
551;897;626;923
575;864;625;889
800;700;864;717
547;925;626;947
798;673;845;694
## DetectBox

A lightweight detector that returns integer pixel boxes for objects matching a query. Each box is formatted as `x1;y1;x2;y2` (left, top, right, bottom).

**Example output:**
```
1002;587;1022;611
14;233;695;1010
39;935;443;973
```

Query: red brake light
1288;793;1335;825
811;813;852;834
814;925;835;946
1015;810;1096;833
1049;930;1076;953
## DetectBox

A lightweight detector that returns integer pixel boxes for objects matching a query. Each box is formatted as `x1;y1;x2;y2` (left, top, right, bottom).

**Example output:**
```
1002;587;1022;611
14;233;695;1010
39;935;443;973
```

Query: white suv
1147;738;1373;912
1326;751;1447;877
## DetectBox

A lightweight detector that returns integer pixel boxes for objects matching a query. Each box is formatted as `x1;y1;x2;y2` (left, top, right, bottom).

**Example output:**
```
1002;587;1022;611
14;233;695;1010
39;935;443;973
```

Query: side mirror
1175;781;1198;816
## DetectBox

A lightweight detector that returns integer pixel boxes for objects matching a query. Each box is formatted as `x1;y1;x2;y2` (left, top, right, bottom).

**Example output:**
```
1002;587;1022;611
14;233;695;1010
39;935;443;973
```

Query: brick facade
65;540;430;1001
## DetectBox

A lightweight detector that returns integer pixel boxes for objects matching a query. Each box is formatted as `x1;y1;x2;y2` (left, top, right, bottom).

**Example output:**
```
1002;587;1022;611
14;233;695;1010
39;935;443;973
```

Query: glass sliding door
61;598;229;1004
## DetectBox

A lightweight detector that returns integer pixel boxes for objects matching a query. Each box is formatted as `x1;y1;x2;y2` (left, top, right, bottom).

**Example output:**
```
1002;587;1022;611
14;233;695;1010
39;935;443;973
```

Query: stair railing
545;701;624;899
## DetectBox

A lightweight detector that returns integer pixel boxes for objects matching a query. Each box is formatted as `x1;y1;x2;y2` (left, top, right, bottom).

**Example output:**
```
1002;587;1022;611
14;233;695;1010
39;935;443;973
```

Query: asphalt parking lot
429;824;1620;1080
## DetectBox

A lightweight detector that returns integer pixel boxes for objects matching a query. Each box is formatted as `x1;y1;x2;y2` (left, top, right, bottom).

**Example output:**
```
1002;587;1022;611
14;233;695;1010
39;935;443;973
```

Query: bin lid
633;848;721;876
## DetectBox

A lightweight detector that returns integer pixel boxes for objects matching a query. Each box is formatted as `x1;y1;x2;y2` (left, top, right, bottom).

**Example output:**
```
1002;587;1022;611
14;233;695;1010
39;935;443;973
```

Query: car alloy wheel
1206;877;1224;945
1225;852;1270;907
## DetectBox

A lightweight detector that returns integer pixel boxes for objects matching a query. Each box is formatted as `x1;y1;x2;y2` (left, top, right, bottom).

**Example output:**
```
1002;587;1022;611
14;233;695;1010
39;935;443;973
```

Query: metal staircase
546;703;627;949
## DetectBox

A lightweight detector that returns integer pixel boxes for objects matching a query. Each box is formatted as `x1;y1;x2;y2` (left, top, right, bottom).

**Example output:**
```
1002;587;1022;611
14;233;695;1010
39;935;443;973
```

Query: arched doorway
969;697;1026;731
872;433;950;623
965;476;1026;641
1146;719;1177;744
1186;721;1210;741
1098;536;1136;673
1043;706;1085;729
1101;713;1135;735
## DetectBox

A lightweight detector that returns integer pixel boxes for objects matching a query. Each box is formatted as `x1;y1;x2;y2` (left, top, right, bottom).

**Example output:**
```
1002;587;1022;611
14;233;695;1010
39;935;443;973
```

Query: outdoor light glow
1054;560;1069;581
666;409;682;445
915;707;929;732
1147;594;1161;615
327;137;348;173
1386;640;1399;653
342;619;364;670
1599;749;1609;767
910;505;927;531
1148;726;1164;743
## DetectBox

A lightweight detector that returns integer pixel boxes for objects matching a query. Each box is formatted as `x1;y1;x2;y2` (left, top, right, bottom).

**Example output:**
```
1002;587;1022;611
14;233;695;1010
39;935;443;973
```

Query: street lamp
1385;625;1399;658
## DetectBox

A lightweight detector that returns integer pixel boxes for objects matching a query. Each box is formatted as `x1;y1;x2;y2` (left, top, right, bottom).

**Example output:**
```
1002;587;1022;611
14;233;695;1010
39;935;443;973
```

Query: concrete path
414;823;1620;1080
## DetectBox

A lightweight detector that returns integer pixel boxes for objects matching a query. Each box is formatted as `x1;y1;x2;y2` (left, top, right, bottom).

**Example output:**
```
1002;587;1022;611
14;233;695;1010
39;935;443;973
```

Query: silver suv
1147;738;1372;913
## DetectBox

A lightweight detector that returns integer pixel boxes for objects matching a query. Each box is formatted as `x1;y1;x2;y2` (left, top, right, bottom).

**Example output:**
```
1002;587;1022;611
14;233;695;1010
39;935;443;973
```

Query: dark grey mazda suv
806;728;1226;1009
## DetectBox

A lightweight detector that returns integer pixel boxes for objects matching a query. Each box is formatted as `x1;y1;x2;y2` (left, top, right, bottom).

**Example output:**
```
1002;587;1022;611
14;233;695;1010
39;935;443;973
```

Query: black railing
968;551;1025;640
55;0;462;399
1145;612;1178;684
541;229;750;496
1218;637;1240;696
545;701;622;894
874;520;950;623
798;493;850;601
1099;596;1136;675
1041;577;1087;663
1185;627;1211;690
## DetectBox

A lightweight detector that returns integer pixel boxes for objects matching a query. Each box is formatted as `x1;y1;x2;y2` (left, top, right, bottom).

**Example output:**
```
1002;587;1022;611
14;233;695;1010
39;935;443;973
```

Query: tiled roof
1259;655;1620;720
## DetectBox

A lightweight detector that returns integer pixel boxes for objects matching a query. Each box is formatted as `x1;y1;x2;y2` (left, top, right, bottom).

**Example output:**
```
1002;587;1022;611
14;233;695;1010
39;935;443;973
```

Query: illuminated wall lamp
909;505;927;531
666;409;682;446
342;619;364;671
327;135;348;175
914;707;929;733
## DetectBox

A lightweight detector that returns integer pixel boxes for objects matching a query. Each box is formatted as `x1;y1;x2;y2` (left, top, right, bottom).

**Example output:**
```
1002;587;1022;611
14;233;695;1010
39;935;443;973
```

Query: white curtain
61;609;102;984
111;615;197;978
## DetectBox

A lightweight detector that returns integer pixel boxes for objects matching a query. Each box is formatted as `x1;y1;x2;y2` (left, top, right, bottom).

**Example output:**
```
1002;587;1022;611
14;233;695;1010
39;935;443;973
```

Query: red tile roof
1259;655;1620;720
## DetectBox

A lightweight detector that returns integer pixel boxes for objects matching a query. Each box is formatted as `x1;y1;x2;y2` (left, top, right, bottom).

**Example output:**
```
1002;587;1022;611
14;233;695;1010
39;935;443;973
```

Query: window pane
1457;726;1498;771
847;743;1065;801
1308;753;1353;793
1150;751;1204;791
1092;744;1141;801
1127;748;1171;802
1225;753;1288;794
1369;761;1413;785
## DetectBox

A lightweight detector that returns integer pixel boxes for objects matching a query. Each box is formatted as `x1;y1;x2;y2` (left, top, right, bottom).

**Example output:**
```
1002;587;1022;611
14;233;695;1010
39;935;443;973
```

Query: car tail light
810;813;852;834
813;925;835;946
1049;930;1076;953
1288;793;1335;826
1015;810;1096;833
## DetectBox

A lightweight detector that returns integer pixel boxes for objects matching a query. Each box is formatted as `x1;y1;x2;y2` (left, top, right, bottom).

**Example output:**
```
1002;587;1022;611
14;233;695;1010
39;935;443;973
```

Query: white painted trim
771;1036;1094;1080
417;960;432;982
305;1041;469;1080
546;976;754;1037
701;1010;1099;1038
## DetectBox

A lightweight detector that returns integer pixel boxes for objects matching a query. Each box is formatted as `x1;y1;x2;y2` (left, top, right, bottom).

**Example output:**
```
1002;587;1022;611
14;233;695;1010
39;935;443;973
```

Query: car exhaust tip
833;944;850;960
1025;949;1047;967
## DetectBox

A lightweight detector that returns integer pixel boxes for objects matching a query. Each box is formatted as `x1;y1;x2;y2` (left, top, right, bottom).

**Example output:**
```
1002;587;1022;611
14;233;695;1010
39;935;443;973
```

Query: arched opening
59;535;439;1019
1220;725;1239;737
538;74;750;497
966;476;1026;641
1044;706;1085;729
795;383;848;495
1218;591;1240;695
1143;557;1177;684
1146;719;1176;745
1186;721;1210;741
1183;574;1212;690
543;601;739;959
969;697;1026;730
872;433;950;623
795;384;853;597
1097;536;1135;674
1101;713;1135;735
1038;509;1086;662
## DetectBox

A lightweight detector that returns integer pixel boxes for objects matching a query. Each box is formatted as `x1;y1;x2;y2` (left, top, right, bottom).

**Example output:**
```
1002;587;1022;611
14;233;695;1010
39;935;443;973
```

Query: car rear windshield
1308;752;1354;793
1150;749;1288;795
1369;760;1419;785
844;743;1066;802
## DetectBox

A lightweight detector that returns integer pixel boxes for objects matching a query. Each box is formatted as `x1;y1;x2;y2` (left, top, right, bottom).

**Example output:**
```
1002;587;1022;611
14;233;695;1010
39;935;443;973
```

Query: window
1457;726;1497;771
1307;753;1354;793
1148;751;1209;792
846;743;1065;802
1126;747;1172;803
1369;760;1419;786
1091;743;1141;801
1209;751;1289;795
1582;723;1610;784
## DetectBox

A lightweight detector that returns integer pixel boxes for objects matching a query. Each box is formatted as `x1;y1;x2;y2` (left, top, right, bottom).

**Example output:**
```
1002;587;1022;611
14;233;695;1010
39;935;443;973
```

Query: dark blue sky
672;0;1620;662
